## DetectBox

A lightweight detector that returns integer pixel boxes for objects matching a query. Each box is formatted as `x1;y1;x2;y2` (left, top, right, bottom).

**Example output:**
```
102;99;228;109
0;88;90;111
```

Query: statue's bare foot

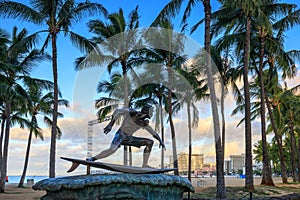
86;157;96;162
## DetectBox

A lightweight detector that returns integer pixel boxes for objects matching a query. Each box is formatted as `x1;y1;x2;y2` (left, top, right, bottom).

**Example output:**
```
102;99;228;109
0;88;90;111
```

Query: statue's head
141;104;154;119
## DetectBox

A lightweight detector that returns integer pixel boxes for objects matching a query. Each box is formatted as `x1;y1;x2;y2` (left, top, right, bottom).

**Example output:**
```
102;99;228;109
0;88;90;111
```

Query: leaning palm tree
210;0;283;192
253;1;300;186
0;28;10;183
275;85;300;182
175;67;208;192
18;90;69;187
153;1;227;197
129;67;169;169
0;0;108;178
133;84;168;169
214;1;300;185
142;20;188;175
0;26;51;192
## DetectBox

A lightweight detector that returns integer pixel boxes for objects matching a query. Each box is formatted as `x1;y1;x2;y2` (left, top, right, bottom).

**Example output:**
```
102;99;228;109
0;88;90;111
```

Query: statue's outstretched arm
103;108;132;134
153;133;166;150
103;109;122;134
145;126;166;150
103;116;115;134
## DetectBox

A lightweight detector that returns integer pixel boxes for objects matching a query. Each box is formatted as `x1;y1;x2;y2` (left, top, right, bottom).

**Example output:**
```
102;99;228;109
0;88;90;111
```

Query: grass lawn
184;182;300;199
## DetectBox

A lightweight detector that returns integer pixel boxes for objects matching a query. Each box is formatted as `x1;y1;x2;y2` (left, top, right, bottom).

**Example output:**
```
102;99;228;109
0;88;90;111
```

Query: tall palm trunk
159;98;165;169
0;102;11;192
289;121;298;182
243;16;254;192
168;108;178;175
187;101;192;200
297;134;300;182
203;0;226;198
258;31;274;186
50;32;58;178
18;116;35;187
121;61;131;166
220;79;225;154
187;101;192;182
0;118;6;179
265;97;288;183
167;64;178;175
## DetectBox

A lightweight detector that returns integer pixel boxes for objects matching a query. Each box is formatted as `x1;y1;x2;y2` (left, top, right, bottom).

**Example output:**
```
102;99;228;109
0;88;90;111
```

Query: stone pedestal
33;174;194;200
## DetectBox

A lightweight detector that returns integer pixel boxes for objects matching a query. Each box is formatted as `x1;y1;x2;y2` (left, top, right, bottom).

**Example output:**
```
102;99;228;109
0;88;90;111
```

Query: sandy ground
0;183;46;200
0;177;298;200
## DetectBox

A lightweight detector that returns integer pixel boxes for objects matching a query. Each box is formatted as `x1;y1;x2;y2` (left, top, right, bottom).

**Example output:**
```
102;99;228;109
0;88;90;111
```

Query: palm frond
0;1;42;24
151;0;184;27
69;31;95;53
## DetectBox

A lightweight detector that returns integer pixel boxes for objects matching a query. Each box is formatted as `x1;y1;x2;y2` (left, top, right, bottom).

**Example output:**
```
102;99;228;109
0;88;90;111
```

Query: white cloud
6;92;264;176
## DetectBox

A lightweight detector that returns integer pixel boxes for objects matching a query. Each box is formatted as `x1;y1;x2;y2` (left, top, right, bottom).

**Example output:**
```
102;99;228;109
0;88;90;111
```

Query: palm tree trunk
243;16;254;192
259;32;274;186
167;64;178;175
220;80;225;155
187;101;192;182
169;111;178;175
0;102;11;192
187;101;192;200
297;134;300;182
203;0;226;198
265;97;288;183
122;62;130;166
159;98;165;169
0;118;6;180
289;122;298;182
50;32;58;178
18;116;35;187
18;130;33;187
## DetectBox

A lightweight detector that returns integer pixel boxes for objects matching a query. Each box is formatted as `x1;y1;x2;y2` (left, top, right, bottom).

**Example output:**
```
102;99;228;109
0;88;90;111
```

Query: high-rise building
224;160;231;175
229;154;245;173
174;153;204;172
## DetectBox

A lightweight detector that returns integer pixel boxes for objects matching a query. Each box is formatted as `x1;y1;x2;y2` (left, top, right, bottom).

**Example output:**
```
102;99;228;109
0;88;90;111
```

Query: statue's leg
92;131;122;160
142;139;154;167
94;145;118;160
122;136;154;167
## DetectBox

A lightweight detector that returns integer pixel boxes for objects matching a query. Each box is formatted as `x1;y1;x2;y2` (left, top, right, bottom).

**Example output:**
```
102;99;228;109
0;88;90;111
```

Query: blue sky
1;0;299;104
1;0;300;176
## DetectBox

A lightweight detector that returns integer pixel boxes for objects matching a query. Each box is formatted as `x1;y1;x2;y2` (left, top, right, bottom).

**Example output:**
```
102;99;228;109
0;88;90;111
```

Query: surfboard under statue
61;157;176;174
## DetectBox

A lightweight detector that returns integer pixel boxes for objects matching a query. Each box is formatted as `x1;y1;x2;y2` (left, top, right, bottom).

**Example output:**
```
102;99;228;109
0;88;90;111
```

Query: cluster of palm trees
0;0;300;199
253;81;300;183
0;26;68;192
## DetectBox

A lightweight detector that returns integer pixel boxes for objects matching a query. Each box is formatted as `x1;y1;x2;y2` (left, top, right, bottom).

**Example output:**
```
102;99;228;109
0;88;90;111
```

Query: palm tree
153;1;227;197
210;44;242;163
142;20;189;175
18;90;69;187
129;66;169;169
76;6;141;166
136;84;168;169
254;1;300;185
0;28;10;183
264;46;300;184
210;0;289;192
278;86;300;182
0;26;51;192
213;0;300;186
174;67;208;199
0;0;108;178
95;73;127;121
